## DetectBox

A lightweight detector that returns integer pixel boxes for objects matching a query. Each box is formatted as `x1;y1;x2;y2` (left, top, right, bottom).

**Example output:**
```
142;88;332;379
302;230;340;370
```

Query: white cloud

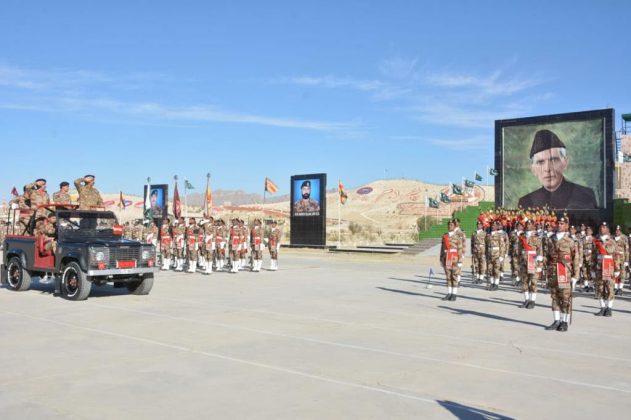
391;135;491;151
0;96;357;131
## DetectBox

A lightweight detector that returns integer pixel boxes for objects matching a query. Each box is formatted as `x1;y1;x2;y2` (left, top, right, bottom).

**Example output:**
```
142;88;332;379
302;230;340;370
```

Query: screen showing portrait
144;184;168;219
292;178;321;217
290;173;326;246
495;109;614;227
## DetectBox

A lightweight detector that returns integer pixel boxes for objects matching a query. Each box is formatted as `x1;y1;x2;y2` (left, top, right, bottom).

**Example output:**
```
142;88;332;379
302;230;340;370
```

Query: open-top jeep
1;204;158;300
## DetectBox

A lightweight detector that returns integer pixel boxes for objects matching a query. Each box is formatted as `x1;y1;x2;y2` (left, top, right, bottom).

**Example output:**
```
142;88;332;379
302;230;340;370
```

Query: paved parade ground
1;250;631;419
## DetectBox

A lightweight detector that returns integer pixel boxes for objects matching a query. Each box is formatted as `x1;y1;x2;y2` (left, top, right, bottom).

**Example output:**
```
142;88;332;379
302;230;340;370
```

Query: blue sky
1;0;630;199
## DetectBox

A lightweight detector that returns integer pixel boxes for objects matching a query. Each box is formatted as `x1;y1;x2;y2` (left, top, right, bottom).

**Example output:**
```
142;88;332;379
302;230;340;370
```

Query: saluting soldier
250;219;265;272
9;186;33;233
160;219;173;270
517;219;543;308
471;221;487;284
27;179;51;218
267;220;282;271
52;181;72;205
486;221;507;291
544;217;579;332
613;225;628;296
592;223;620;317
74;175;104;210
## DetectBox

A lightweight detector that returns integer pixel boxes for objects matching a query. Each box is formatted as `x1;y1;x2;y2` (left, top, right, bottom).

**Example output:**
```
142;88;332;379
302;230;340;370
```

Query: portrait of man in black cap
293;179;321;215
517;129;598;209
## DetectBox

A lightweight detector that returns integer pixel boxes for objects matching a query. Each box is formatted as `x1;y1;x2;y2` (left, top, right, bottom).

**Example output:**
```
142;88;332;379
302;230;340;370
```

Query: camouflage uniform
613;232;628;294
250;221;265;272
52;190;72;205
228;221;242;273
267;223;282;271
143;223;158;246
517;228;543;308
201;219;215;274
215;220;228;271
131;222;144;242
591;232;619;317
471;227;487;283
9;194;32;234
293;199;320;214
27;182;50;218
581;232;595;290
185;220;200;273
173;220;187;271
160;221;173;270
509;228;522;283
544;227;580;331
74;178;104;210
486;225;507;290
440;222;465;301
35;216;57;254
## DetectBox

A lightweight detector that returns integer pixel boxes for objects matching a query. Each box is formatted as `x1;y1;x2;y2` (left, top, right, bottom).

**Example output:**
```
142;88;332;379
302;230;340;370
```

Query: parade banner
495;109;614;225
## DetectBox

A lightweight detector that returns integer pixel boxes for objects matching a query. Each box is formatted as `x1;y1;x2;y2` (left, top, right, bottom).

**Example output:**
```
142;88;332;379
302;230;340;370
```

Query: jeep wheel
6;256;32;291
127;273;154;295
61;262;92;301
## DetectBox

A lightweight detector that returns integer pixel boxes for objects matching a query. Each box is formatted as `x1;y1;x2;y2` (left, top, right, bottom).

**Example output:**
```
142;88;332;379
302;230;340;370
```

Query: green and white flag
440;192;451;203
464;179;475;188
489;168;499;176
427;197;439;209
475;172;483;182
185;180;194;189
143;184;153;223
452;184;463;195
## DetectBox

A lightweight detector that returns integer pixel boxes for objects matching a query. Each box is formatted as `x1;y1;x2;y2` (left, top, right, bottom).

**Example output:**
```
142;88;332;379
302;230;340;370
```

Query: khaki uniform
545;233;579;314
471;229;487;282
35;218;57;253
160;224;173;259
509;230;521;281
52;190;72;205
518;231;543;304
613;234;628;286
440;230;464;288
74;178;104;210
581;235;595;287
486;231;507;285
591;236;619;313
186;225;200;263
267;225;282;270
131;224;144;242
28;185;50;218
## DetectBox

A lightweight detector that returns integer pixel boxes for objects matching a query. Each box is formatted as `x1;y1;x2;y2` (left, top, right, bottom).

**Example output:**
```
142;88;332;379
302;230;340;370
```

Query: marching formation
442;214;629;332
124;217;283;274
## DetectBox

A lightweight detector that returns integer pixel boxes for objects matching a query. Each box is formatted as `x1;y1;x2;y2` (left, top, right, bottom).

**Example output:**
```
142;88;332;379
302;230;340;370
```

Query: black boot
615;289;621;296
545;321;561;330
557;321;568;332
441;294;452;301
594;308;606;316
519;300;528;308
450;294;457;301
604;307;612;317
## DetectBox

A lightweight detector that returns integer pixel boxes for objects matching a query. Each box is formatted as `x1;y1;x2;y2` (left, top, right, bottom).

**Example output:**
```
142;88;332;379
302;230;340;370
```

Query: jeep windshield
57;210;120;241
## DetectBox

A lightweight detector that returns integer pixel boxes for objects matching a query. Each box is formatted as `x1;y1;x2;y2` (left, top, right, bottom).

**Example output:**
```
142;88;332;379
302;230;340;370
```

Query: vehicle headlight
95;251;106;262
141;247;153;260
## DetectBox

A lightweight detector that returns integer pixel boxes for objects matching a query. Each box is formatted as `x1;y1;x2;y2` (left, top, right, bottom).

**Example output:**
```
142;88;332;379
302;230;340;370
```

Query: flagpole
173;175;178;219
338;180;342;247
461;177;465;213
424;192;427;231
205;172;211;217
184;178;188;220
263;178;267;205
486;165;490;188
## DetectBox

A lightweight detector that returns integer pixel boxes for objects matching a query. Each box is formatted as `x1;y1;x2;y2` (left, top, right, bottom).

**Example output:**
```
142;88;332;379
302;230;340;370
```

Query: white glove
264;238;269;244
536;256;543;262
11;203;18;210
536;268;542;273
571;278;577;283
625;262;629;267
499;257;504;263
614;272;620;276
457;263;462;268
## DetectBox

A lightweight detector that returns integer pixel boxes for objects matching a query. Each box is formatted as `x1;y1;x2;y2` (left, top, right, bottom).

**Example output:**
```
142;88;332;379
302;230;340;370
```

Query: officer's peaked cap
300;180;311;188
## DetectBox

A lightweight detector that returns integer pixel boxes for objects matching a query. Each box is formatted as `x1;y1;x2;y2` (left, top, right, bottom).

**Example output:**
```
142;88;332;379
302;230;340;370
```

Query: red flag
265;177;278;194
338;180;348;205
11;186;19;197
173;182;181;219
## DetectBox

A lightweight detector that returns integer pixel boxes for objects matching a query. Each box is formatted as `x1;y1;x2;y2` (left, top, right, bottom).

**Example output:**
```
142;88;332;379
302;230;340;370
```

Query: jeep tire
127;273;154;295
6;256;32;291
61;261;92;301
